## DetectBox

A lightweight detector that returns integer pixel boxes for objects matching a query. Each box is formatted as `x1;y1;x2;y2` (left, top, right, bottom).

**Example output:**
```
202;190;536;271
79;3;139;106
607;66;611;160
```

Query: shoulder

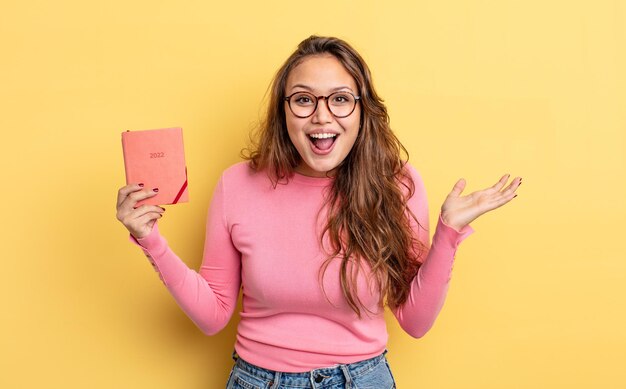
221;160;254;179
397;161;428;206
400;160;425;186
219;160;269;190
220;160;277;183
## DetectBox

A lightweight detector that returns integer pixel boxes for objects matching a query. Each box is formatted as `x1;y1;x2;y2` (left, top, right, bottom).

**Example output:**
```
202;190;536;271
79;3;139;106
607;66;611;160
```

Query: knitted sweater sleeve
391;165;473;338
127;173;241;335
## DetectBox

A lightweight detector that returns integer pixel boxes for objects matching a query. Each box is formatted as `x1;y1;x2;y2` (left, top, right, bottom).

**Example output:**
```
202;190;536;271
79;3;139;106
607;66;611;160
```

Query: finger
117;189;157;220
481;190;518;213
119;205;164;228
130;212;164;238
449;178;466;197
501;176;522;196
490;191;517;209
491;174;510;192
134;210;164;227
117;183;145;208
126;204;165;220
119;187;160;213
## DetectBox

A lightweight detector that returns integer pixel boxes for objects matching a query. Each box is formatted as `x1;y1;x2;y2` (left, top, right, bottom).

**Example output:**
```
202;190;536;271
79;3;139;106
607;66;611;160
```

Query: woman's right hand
116;184;166;240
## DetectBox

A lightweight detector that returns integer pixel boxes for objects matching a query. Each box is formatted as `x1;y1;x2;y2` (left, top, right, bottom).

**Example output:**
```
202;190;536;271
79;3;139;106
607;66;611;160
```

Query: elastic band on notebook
173;167;188;204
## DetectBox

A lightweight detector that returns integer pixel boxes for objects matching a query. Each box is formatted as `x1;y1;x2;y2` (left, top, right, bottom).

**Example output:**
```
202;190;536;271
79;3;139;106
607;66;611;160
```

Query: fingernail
153;188;159;192
160;207;166;212
138;183;144;187
514;194;518;198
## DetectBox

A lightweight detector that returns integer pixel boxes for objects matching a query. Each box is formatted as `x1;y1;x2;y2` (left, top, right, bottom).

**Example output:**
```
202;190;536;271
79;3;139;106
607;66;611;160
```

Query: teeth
309;133;337;139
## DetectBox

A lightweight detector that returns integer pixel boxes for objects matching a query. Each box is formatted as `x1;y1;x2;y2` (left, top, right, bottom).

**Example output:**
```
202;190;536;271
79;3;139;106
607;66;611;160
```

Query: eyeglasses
284;91;361;118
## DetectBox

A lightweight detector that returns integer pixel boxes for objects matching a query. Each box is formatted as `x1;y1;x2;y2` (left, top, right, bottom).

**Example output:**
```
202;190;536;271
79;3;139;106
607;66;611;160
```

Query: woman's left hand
440;174;522;231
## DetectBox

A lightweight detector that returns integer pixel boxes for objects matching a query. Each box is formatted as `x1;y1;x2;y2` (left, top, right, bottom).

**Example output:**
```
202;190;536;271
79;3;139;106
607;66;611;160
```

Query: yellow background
1;0;624;388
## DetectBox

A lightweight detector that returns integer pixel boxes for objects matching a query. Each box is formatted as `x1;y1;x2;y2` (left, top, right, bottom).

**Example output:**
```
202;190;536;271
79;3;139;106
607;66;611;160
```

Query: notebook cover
121;127;189;207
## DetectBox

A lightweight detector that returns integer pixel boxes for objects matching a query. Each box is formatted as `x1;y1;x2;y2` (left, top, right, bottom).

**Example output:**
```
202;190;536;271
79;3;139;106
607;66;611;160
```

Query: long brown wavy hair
242;35;427;317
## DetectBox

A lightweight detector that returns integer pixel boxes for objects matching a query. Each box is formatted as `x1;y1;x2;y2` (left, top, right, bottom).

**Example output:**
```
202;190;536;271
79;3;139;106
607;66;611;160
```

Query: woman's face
284;54;361;177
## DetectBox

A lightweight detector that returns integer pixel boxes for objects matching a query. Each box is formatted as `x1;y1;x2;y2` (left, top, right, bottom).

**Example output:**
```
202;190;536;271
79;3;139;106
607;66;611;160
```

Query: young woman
116;36;521;388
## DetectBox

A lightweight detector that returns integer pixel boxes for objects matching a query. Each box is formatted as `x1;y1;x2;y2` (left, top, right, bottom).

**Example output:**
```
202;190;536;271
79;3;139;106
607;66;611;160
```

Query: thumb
449;178;466;197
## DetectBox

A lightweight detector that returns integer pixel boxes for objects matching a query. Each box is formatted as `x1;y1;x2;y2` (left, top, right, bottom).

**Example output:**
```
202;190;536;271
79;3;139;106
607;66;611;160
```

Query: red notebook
121;127;189;207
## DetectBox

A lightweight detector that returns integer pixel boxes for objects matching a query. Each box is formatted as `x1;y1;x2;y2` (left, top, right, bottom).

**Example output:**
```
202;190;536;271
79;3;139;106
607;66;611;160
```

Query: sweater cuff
432;214;474;249
128;222;173;285
128;222;168;257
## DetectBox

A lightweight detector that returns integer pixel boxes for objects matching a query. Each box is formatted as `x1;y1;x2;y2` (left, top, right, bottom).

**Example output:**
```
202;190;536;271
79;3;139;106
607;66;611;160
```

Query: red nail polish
153;188;159;193
138;183;144;187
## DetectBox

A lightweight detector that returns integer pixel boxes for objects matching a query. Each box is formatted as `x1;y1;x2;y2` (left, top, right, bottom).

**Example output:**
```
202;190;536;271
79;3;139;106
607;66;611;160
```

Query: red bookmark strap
173;167;188;204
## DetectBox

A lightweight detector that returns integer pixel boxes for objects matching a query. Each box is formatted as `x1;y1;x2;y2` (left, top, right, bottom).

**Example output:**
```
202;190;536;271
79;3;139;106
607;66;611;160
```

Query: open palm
441;174;522;231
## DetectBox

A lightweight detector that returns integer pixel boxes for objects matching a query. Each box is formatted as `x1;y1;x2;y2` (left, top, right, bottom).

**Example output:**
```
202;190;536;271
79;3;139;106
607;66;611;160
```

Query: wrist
440;213;466;232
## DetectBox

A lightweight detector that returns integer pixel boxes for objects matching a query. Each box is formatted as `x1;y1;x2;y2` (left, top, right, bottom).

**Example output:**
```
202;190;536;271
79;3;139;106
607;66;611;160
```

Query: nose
311;97;333;123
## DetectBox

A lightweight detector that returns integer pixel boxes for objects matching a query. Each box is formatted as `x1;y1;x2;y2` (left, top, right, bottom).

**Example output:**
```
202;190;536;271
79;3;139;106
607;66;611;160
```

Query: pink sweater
129;161;473;372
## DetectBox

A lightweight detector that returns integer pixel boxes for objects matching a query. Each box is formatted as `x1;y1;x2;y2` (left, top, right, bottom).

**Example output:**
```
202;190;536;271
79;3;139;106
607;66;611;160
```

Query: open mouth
308;133;338;153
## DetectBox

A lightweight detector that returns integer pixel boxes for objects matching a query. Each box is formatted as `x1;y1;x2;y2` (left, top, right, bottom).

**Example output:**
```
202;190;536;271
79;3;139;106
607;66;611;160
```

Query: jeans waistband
231;349;388;386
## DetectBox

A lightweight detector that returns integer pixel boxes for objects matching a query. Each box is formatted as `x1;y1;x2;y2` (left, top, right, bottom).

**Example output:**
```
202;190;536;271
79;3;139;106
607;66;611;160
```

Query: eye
293;93;315;105
331;93;352;104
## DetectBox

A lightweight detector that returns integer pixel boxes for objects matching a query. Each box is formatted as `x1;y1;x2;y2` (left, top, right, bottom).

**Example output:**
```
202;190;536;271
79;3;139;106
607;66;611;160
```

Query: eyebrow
290;84;355;93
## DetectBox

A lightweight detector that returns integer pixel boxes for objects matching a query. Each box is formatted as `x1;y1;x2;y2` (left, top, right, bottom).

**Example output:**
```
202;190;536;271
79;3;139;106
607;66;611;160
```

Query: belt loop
231;350;239;362
270;371;281;389
340;365;353;388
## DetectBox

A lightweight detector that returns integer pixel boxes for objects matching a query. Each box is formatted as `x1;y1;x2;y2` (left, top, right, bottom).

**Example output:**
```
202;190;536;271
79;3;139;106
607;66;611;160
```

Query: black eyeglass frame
284;91;361;119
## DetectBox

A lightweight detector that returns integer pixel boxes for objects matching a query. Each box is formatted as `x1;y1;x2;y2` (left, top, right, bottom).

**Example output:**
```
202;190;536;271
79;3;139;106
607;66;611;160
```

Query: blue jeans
225;349;396;389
